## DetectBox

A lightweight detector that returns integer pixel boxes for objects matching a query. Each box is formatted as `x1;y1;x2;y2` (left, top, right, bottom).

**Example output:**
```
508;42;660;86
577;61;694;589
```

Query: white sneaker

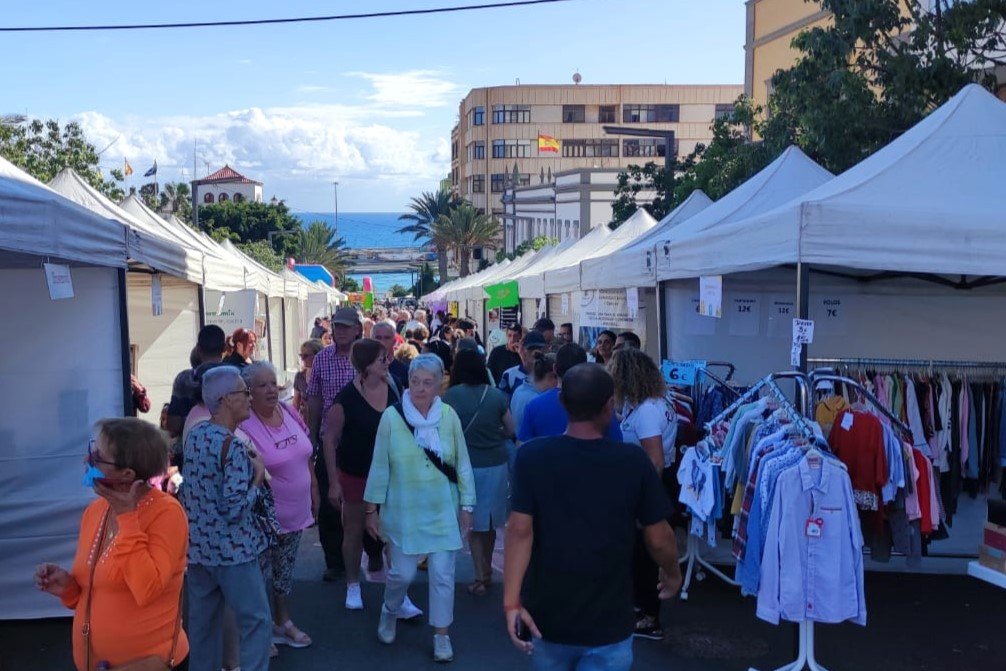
433;634;454;663
377;604;397;644
397;594;424;620
345;583;364;610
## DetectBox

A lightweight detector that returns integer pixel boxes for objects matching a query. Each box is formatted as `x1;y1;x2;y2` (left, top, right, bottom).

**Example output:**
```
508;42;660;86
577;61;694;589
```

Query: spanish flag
124;159;134;176
538;133;560;153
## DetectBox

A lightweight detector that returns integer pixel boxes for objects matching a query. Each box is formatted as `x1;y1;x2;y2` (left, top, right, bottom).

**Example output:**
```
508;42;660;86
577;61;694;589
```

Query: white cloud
347;70;460;108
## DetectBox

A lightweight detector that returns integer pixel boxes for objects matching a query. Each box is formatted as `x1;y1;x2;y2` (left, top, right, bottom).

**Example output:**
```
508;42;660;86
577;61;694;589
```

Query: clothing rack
680;373;813;601
809;357;1006;372
810;372;914;442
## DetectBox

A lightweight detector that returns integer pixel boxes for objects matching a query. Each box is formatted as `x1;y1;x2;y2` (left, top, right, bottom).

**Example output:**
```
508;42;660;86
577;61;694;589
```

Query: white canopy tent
440;260;511;305
48;171;204;417
0;157;131;619
662;85;1006;280
518;224;612;300
580;191;711;291
550;208;660;295
119;195;247;292
49;170;203;285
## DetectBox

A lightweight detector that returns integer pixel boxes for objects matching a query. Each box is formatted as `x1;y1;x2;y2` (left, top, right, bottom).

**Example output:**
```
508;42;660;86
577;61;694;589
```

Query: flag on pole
124;159;134;176
537;133;560;153
144;161;158;177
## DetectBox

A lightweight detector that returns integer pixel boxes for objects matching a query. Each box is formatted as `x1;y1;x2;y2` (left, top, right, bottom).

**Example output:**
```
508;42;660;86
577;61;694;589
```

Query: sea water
294;212;424;295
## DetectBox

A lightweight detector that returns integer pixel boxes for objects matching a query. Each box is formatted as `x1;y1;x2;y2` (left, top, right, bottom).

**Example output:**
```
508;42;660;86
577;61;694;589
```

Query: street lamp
332;181;339;237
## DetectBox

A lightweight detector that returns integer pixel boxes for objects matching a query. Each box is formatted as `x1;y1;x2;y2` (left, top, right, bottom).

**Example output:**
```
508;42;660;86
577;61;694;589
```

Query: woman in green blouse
364;353;476;663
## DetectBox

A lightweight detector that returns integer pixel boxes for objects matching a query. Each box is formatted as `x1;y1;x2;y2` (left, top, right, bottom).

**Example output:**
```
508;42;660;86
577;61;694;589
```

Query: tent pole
281;298;288;374
657;280;668;361
197;286;206;329
117;268;135;417
796;262;810;375
265;298;275;364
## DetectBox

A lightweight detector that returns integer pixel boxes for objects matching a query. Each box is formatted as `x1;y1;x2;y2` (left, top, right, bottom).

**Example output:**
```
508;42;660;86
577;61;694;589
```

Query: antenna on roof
572;71;582;85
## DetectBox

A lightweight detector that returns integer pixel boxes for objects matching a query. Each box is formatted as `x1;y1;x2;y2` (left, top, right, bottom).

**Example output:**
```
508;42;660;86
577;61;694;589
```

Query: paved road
3;526;1004;670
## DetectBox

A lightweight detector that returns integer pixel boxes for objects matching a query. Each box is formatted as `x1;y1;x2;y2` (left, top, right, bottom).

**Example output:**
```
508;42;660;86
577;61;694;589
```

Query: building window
471;174;485;193
472;106;485;126
492;104;531;124
233;193;244;202
469;141;485;160
218;192;230;202
492;139;530;158
562;105;585;123
490;173;530;192
451;141;458;159
715;103;735;120
561;139;619;158
598;105;616;123
622;104;679;123
203;192;214;204
623;138;667;157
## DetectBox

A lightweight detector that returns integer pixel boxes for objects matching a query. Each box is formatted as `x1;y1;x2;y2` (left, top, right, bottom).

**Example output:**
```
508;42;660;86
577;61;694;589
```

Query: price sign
662;359;706;386
792;318;815;345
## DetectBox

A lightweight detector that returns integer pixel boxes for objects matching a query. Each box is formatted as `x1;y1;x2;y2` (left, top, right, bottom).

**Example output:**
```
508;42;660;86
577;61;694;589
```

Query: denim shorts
532;635;633;671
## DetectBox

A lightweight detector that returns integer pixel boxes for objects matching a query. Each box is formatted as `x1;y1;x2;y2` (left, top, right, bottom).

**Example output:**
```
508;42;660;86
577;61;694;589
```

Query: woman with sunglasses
180;365;273;671
35;418;189;670
240;361;318;650
292;339;325;420
324;339;421;617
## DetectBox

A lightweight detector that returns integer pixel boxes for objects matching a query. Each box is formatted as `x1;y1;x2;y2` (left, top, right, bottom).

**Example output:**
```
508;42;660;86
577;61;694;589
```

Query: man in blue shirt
518;343;623;442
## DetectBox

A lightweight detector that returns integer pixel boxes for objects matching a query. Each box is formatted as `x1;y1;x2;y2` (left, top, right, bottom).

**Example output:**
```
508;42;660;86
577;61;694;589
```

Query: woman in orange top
34;418;189;671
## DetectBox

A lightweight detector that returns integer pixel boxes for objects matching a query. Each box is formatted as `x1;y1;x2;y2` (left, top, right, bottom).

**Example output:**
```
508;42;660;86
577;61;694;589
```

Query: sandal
272;620;313;648
467;579;488;596
270;643;280;658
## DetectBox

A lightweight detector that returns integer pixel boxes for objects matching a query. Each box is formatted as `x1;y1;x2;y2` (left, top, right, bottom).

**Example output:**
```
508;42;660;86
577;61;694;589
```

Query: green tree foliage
410;261;439;297
197;199;301;256
389;284;409;298
340;277;361;292
611;162;678;225
0;118;124;200
496;235;557;262
237;240;284;273
295;221;351;282
139;181;193;224
612;0;1006;223
431;204;501;278
398;188;462;283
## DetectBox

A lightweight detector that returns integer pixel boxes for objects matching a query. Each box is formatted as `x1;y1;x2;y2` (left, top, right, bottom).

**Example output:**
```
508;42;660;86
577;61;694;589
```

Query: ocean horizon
294;211;427;295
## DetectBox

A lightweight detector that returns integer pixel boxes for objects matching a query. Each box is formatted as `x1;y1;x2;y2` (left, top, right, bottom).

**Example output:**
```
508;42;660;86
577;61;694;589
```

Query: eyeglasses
227;389;252;398
275;435;298;450
87;438;118;468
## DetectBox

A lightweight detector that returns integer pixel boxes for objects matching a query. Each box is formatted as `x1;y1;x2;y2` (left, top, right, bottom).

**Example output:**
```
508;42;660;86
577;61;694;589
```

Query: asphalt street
4;526;1005;670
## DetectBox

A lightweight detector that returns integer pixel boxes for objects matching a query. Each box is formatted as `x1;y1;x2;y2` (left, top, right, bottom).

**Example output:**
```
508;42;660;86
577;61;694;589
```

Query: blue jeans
187;560;273;671
532;636;634;671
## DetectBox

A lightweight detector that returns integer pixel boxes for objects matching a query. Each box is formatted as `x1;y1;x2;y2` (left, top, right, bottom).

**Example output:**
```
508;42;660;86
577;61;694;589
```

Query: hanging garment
828;411;888;512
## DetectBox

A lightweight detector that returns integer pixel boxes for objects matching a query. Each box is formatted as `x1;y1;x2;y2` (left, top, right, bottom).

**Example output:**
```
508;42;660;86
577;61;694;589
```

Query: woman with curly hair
607;347;678;642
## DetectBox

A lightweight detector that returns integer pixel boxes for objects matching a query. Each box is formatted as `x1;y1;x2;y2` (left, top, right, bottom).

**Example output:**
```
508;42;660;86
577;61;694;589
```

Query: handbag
219;435;280;548
84;509;184;671
392;403;459;484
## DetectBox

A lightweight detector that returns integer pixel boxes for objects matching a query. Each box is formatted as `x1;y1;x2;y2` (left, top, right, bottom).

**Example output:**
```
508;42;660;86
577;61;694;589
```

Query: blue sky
0;0;745;212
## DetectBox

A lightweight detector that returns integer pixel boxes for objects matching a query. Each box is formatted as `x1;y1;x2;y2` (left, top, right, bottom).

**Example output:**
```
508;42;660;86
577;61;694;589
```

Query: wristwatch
461;506;474;513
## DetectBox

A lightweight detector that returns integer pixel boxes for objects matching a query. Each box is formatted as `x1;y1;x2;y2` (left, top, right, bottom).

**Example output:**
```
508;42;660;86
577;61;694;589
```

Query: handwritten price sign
661;360;706;386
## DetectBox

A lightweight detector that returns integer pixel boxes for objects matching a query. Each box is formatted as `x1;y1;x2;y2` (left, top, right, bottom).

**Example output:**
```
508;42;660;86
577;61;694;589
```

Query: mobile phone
515;618;533;642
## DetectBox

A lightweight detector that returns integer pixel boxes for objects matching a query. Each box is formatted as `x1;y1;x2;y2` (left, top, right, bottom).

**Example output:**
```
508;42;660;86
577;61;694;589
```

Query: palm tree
398;188;459;283
159;182;192;223
431;204;501;278
295;220;352;281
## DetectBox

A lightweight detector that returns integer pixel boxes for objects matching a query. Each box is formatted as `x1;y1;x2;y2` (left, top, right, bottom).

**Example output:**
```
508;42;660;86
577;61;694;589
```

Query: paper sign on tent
43;263;74;300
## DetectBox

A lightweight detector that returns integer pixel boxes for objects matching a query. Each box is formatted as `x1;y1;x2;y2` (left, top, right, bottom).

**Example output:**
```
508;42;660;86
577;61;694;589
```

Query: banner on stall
699;275;723;318
205;289;258;333
448;301;459;318
485;280;520;309
43;263;74;300
498;306;520;329
578;289;646;348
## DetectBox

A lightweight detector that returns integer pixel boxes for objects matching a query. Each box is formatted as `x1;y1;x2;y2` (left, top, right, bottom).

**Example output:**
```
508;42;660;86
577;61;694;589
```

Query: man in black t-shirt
503;363;682;669
487;323;524;383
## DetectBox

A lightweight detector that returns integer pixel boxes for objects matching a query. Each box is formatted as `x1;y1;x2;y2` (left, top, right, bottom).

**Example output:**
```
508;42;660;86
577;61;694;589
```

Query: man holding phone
503;363;682;670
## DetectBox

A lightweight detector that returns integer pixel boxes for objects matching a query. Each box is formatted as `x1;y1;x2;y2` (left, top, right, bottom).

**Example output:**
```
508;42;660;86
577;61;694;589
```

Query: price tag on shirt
840;412;854;431
805;518;824;538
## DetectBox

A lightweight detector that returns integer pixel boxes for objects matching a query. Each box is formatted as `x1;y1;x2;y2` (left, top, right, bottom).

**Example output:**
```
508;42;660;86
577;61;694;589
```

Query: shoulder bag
220;434;280;548
84;508;184;671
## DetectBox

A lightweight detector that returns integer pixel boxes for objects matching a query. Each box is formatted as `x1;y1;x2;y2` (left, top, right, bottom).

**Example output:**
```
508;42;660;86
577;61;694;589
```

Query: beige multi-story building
450;83;743;218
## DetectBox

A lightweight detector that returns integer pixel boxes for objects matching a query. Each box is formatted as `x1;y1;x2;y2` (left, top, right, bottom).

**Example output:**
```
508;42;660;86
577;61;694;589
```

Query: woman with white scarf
364;353;476;663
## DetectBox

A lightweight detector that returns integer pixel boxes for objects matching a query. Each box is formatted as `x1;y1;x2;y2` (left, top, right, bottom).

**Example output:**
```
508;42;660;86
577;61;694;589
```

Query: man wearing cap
308;306;361;582
498;331;547;400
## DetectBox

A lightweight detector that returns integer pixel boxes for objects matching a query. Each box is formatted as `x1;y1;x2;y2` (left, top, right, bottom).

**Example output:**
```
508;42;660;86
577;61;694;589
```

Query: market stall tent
48;170;204;416
661;84;1006;280
579;191;711;291
518;224;612;300
0;157;130;619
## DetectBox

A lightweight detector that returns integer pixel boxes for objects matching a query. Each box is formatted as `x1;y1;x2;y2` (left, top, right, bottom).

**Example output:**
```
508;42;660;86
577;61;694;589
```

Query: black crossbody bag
393;403;459;484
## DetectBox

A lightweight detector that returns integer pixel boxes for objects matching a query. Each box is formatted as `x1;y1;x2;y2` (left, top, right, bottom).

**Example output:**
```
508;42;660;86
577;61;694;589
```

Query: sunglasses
275;435;298;450
87;438;118;468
